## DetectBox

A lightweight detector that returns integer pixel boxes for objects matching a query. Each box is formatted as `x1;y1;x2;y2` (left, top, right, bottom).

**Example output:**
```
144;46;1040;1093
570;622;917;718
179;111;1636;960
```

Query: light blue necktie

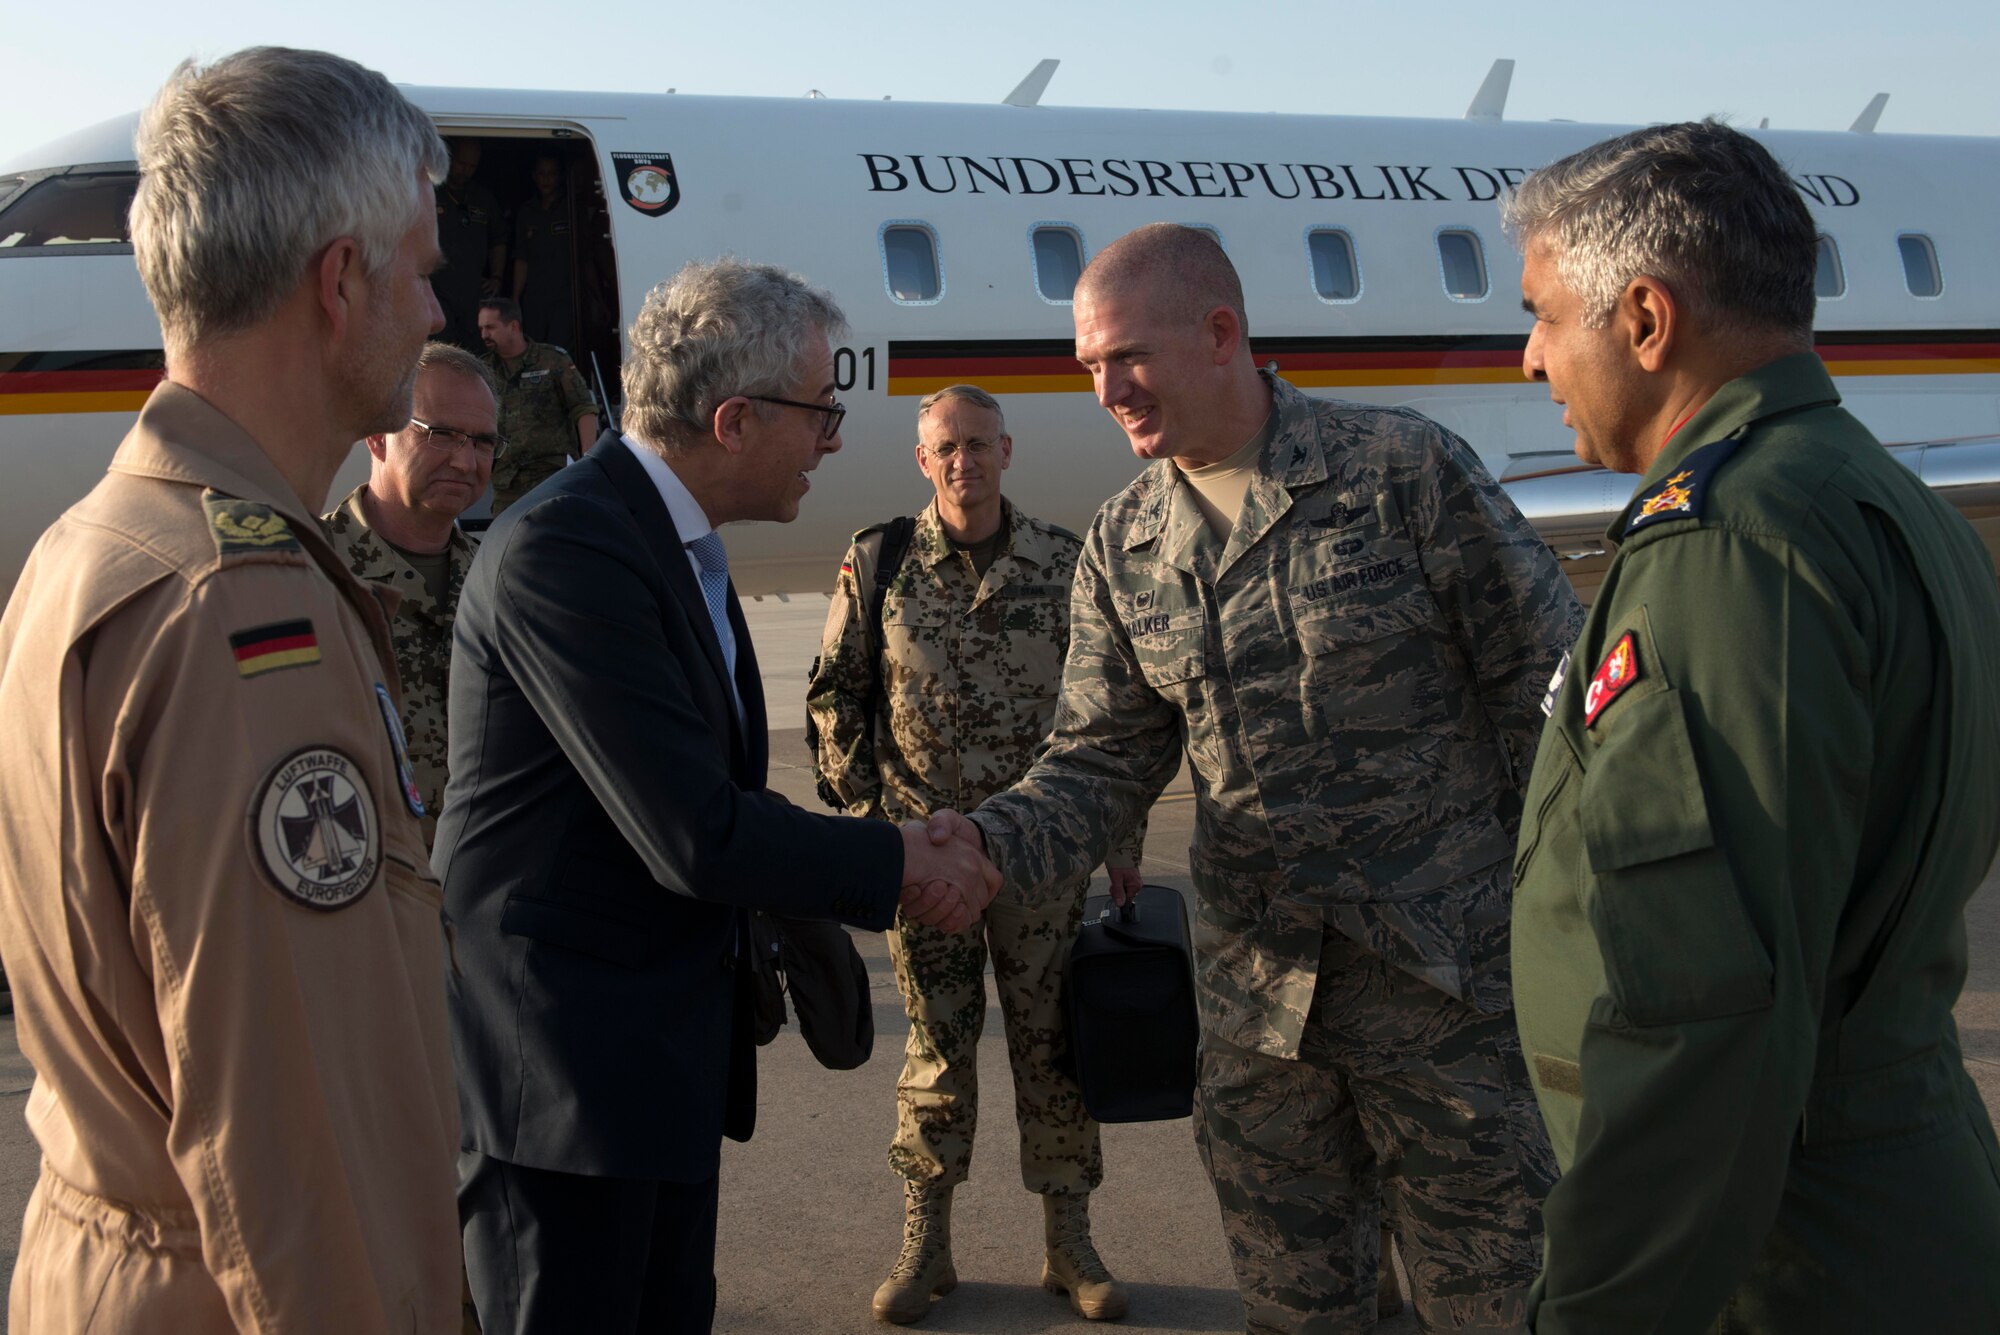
687;531;732;647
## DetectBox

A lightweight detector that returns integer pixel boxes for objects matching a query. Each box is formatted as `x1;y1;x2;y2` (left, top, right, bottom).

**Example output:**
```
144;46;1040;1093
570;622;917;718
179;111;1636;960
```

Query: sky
2;0;1997;170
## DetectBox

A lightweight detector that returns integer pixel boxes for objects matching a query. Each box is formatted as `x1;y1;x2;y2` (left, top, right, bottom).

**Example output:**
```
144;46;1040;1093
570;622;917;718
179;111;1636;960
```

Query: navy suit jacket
436;431;902;1182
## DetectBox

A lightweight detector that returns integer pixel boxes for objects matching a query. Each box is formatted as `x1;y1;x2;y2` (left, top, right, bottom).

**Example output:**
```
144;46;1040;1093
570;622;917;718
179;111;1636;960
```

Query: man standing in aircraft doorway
477;295;598;514
1505;119;2000;1333
946;223;1582;1331
808;383;1147;1324
0;46;461;1331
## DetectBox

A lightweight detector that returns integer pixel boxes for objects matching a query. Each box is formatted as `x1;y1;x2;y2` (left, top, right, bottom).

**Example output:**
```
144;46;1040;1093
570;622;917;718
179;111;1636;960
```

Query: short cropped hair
622;259;848;455
1501;118;1817;340
478;296;523;325
131;47;447;345
414;340;499;404
917;384;1006;436
1075;223;1248;334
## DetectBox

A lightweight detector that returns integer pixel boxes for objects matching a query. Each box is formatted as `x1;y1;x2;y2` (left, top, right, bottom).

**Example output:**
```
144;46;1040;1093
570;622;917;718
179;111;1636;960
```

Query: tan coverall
0;384;462;1332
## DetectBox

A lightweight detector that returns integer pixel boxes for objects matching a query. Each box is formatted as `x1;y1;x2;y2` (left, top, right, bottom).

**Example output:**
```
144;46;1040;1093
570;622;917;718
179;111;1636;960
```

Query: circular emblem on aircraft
249;747;380;911
627;167;672;205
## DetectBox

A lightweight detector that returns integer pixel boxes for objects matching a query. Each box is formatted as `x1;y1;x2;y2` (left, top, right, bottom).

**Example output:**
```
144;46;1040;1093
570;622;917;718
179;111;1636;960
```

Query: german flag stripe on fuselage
882;329;2000;396
2;334;1996;411
229;619;320;678
0;349;166;416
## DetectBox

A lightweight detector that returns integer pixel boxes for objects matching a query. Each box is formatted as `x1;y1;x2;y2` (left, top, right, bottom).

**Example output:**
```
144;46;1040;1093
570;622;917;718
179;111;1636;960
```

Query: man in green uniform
476;296;597;514
1504;119;2000;1333
950;224;1581;1331
808;385;1144;1324
324;341;493;850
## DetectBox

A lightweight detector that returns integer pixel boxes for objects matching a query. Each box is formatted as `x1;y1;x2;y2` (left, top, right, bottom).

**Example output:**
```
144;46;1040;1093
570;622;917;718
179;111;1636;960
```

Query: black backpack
805;515;916;810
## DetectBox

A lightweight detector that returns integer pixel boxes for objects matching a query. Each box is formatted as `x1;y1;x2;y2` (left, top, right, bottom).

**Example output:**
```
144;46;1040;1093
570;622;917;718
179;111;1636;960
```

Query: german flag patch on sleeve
231;619;321;678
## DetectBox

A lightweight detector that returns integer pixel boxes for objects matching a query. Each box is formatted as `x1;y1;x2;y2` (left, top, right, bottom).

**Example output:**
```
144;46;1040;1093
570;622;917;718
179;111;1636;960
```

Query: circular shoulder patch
248;747;381;911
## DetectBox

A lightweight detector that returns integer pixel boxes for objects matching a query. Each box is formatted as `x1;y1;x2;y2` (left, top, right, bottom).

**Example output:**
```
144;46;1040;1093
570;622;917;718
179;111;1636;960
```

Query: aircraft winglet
1850;93;1889;133
1465;59;1514;122
1004;59;1060;108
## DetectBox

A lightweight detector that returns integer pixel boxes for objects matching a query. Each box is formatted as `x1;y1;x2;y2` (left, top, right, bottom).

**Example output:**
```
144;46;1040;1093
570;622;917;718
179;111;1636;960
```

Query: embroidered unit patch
1583;632;1640;727
374;683;425;818
249;747;379;910
1540;650;1572;718
230;619;320;678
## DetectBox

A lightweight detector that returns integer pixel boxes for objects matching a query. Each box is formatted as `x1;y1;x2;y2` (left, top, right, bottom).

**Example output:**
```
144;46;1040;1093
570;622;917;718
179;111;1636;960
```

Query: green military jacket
971;373;1581;1058
322;485;478;849
482;340;594;494
807;499;1144;868
1511;353;2000;1332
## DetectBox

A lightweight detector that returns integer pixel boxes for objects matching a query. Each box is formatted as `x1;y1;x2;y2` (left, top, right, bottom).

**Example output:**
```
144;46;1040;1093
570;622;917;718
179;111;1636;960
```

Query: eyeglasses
746;395;846;441
408;417;507;459
923;438;1000;461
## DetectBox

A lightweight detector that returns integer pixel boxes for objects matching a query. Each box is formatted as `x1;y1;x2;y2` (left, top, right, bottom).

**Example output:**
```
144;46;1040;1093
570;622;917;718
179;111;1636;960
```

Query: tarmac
0;597;1993;1332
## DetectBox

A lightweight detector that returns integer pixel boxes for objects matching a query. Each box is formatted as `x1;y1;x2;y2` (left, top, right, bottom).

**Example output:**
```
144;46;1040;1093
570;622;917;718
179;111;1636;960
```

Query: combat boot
872;1181;957;1324
1041;1192;1129;1321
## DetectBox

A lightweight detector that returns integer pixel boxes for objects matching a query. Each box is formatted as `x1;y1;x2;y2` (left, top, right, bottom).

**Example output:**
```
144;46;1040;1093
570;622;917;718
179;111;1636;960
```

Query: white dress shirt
621;434;744;724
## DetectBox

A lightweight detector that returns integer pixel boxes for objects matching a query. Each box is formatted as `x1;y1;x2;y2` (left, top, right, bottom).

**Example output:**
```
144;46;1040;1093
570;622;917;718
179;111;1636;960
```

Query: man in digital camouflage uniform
950;224;1582;1332
808;385;1145;1325
476;296;597;515
1505;120;2000;1334
324;341;494;849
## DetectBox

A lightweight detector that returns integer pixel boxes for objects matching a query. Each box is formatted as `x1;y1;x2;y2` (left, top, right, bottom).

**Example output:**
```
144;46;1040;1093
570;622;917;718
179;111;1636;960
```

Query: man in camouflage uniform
952;225;1582;1332
808;385;1144;1325
325;340;493;849
476;296;597;515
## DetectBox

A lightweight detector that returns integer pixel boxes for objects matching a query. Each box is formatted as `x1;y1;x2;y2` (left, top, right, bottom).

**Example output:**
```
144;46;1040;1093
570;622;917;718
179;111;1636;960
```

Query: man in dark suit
437;258;998;1334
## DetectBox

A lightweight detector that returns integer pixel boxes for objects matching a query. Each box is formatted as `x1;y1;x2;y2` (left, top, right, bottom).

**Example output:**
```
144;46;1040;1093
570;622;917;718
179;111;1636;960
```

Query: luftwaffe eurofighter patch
249;746;379;910
204;490;302;556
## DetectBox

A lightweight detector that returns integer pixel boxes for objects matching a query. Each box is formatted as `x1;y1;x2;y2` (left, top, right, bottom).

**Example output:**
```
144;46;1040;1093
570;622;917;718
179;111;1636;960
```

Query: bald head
1075;224;1248;334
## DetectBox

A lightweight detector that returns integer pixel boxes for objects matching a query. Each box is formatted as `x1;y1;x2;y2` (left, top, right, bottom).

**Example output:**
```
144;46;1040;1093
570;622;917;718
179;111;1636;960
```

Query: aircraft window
1307;229;1360;302
1436;230;1488;300
1898;233;1942;298
1031;226;1085;302
0;172;138;249
882;225;942;303
1814;236;1846;299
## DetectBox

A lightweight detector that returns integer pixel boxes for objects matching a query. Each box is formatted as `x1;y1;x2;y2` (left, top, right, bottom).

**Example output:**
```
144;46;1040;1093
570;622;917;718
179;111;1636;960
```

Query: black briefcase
1065;884;1199;1123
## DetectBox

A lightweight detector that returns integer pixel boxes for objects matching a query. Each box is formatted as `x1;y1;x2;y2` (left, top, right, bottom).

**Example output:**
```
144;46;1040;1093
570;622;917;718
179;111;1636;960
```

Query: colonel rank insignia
1583;632;1640;727
204;490;303;556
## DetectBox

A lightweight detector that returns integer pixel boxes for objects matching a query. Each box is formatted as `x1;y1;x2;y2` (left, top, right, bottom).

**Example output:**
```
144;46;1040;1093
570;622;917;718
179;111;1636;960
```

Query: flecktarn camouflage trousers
1194;903;1553;1332
886;876;1102;1195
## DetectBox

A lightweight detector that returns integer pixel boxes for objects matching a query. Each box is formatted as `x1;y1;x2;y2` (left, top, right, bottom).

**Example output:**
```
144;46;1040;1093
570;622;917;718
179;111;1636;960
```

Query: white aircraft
3;60;1996;612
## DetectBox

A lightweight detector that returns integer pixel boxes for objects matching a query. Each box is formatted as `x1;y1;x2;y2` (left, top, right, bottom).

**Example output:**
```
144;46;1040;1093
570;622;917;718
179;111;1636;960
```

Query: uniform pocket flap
1578;689;1714;873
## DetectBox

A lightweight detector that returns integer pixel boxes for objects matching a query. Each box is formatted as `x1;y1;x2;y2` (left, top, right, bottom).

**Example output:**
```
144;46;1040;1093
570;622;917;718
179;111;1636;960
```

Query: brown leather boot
1040;1193;1129;1321
872;1182;956;1324
1378;1225;1405;1319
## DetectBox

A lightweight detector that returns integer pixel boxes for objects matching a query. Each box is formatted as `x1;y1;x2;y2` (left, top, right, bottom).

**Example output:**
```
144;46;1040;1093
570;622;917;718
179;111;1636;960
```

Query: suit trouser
1193;916;1553;1333
886;874;1101;1194
459;1151;719;1335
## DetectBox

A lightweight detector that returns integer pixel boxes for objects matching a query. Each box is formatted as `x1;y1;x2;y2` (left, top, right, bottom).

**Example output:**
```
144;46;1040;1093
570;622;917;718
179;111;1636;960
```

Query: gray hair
131;47;448;345
917;384;1006;436
1501;118;1817;340
622;258;848;455
414;340;498;403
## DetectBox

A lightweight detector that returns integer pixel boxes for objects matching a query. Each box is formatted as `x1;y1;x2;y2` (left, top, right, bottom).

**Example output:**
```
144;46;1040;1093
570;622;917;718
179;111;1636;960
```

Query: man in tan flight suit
0;47;462;1332
325;341;495;849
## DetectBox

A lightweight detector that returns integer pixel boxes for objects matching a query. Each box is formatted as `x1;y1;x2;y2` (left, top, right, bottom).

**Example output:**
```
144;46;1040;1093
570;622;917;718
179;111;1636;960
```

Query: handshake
896;808;998;933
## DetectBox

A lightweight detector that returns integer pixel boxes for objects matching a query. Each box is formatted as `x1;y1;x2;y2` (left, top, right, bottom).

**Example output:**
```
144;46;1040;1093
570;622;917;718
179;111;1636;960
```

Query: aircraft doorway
430;128;623;427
